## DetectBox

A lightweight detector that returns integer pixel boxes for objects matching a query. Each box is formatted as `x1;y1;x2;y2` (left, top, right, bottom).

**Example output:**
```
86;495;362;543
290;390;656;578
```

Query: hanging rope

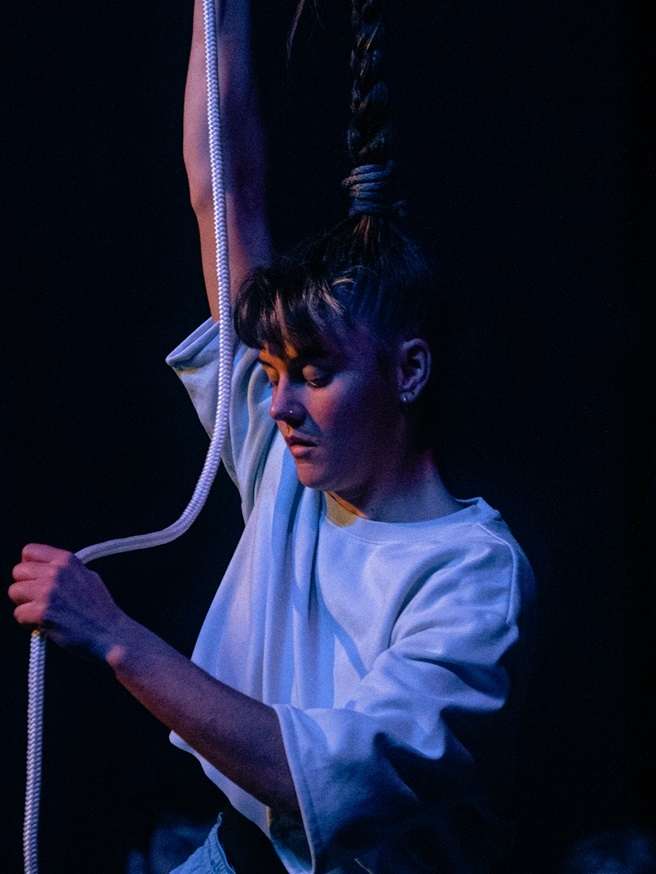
23;1;232;869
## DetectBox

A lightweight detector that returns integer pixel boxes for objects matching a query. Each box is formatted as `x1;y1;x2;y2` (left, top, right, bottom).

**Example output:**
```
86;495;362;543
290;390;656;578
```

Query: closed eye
303;369;331;388
258;356;333;389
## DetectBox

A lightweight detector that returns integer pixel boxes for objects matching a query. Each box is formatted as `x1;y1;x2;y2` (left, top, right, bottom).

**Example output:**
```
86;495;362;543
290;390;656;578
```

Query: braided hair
235;0;441;447
344;0;403;221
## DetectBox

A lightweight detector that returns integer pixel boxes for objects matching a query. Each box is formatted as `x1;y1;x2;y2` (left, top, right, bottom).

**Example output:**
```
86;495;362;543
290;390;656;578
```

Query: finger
21;543;72;564
11;561;49;582
8;582;33;606
13;602;46;627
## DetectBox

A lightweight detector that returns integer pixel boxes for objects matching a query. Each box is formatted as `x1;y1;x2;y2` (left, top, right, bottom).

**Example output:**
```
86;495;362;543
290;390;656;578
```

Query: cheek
315;377;395;439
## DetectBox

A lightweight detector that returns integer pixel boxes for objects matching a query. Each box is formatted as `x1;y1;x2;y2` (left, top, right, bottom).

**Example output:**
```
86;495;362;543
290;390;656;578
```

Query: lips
285;434;317;459
285;433;317;448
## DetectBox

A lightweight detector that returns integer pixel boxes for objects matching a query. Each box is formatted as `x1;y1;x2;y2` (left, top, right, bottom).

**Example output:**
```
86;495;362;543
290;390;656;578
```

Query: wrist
103;613;148;673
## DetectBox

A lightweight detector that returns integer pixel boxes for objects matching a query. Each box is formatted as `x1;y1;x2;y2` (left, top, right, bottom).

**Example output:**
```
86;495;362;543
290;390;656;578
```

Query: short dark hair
234;215;436;357
234;217;446;454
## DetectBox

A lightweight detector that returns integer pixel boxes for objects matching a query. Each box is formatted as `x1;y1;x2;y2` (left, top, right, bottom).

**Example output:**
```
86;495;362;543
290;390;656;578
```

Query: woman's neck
328;448;460;523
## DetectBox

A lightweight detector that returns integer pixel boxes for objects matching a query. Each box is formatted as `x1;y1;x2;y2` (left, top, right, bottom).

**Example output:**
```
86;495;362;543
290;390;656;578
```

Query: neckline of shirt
321;493;498;543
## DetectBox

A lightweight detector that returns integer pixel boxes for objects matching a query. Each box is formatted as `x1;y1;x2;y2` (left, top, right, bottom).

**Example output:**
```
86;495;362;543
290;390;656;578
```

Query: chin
294;460;335;491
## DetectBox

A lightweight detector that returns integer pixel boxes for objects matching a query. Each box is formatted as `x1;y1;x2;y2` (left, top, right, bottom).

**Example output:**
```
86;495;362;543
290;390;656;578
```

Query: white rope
23;631;45;874
23;1;231;869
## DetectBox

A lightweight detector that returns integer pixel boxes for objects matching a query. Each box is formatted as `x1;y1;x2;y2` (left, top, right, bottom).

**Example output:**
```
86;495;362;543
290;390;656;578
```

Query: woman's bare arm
107;612;299;816
185;0;271;320
10;544;299;816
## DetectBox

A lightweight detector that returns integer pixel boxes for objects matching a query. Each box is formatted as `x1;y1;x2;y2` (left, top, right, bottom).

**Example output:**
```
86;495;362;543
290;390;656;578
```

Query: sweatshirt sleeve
165;318;276;518
269;541;524;874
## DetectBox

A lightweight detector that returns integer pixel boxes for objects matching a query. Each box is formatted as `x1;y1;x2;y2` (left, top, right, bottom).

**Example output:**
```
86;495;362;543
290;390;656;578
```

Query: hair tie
342;161;405;217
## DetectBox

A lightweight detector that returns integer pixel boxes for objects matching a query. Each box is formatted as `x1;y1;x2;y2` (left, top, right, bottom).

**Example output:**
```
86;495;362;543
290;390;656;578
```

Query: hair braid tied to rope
345;0;405;219
237;1;440;450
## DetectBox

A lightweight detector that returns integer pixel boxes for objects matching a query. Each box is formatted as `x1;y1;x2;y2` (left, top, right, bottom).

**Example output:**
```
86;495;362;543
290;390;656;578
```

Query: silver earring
401;393;410;404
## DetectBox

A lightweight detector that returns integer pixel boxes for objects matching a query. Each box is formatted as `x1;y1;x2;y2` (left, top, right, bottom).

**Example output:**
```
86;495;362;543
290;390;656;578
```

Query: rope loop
342;160;406;217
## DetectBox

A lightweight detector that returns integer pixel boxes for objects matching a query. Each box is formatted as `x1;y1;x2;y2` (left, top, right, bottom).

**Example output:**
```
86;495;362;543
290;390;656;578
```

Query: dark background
2;1;651;872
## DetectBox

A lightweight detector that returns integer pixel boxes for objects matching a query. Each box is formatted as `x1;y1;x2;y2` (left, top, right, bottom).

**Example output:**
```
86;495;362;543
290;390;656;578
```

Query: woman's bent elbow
187;174;214;216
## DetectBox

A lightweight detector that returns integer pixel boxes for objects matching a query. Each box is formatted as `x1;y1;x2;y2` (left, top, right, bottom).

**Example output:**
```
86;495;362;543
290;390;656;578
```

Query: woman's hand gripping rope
10;543;128;661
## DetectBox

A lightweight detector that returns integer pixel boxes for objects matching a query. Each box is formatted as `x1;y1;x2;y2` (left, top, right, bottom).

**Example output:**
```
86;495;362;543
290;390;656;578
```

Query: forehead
257;326;379;369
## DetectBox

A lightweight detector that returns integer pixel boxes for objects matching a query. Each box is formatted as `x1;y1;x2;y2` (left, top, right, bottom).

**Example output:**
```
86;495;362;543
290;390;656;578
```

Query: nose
269;379;306;428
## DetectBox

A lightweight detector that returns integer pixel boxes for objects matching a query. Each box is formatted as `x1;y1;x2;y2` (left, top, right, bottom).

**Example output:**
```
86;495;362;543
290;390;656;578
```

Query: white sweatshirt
165;318;536;874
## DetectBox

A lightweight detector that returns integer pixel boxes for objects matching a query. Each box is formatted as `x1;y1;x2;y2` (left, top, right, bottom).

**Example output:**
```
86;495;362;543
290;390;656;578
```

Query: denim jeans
169;813;237;874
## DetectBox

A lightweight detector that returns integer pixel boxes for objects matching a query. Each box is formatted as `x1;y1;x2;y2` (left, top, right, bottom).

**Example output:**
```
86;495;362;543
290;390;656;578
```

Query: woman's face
258;327;404;497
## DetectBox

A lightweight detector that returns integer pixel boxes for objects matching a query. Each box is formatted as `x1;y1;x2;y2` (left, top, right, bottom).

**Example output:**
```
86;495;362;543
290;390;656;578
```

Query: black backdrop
2;1;651;872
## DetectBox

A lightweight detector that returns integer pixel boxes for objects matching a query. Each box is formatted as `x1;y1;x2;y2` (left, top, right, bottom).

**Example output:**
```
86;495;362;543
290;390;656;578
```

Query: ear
396;338;431;403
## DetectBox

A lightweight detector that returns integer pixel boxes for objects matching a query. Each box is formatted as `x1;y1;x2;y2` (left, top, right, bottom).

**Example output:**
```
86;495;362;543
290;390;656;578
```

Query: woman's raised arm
184;0;271;320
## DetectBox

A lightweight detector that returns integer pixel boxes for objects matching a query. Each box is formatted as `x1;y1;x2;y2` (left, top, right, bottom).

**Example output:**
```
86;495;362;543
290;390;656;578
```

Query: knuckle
54;552;75;571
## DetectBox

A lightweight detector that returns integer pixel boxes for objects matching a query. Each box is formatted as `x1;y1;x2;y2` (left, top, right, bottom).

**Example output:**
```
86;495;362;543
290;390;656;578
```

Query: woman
9;1;535;871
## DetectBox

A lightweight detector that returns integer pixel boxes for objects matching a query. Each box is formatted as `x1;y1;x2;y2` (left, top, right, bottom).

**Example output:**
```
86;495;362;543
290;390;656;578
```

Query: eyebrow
258;346;340;369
